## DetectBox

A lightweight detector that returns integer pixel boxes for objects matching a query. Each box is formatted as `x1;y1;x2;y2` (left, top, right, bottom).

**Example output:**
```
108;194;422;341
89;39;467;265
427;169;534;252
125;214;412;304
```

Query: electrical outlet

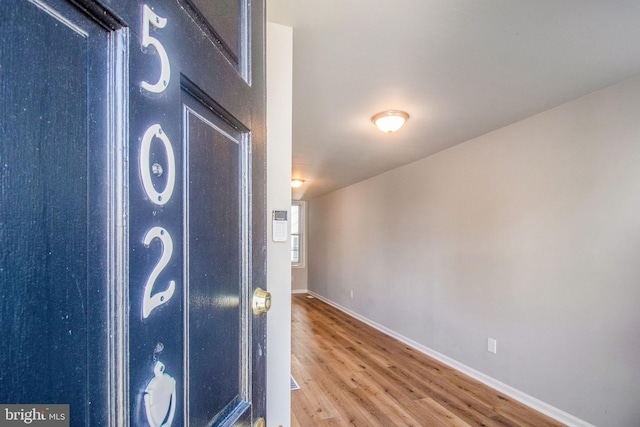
488;338;497;354
350;290;354;299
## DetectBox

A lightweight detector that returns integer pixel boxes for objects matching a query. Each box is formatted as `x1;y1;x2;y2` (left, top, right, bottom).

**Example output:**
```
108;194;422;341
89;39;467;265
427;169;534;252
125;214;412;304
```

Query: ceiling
266;1;640;200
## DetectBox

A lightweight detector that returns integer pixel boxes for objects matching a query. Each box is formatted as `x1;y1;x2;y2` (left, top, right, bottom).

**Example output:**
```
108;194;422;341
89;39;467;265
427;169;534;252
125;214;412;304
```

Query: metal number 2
142;227;176;319
141;4;170;93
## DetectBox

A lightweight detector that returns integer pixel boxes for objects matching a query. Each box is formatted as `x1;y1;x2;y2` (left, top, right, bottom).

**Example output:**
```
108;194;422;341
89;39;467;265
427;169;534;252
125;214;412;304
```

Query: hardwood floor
290;294;565;427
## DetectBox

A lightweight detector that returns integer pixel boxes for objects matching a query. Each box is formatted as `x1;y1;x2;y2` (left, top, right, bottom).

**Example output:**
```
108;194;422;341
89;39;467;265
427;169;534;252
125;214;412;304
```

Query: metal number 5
141;5;171;93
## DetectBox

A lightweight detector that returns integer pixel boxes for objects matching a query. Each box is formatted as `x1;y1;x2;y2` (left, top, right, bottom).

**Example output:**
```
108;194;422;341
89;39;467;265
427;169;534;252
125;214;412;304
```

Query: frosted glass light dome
371;110;409;133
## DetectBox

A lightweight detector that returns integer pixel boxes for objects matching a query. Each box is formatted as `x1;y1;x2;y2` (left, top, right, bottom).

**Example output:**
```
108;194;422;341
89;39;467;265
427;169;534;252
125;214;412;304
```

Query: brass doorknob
252;288;271;314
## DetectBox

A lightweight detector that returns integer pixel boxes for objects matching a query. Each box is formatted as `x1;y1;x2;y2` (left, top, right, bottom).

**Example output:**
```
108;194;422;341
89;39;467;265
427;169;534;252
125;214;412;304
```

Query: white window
291;202;303;266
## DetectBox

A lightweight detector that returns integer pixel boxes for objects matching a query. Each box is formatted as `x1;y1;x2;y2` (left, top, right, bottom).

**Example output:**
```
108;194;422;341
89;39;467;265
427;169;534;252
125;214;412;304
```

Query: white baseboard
306;290;595;427
291;289;308;294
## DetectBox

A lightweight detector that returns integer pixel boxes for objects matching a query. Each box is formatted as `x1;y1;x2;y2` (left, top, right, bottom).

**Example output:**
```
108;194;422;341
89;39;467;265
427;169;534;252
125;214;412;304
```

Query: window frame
291;201;304;267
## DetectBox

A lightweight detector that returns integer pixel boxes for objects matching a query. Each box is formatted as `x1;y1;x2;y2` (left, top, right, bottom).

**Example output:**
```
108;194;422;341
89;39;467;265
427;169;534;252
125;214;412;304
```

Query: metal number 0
140;124;175;206
142;227;176;319
141;5;170;93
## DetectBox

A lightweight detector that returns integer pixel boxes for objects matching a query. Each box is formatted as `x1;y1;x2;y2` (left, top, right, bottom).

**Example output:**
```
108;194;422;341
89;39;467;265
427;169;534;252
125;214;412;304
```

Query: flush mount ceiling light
371;110;409;133
291;179;305;188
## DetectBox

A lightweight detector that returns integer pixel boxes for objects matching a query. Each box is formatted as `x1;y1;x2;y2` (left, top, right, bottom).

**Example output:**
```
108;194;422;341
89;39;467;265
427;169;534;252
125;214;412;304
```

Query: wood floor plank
293;340;388;425
416;398;473;427
291;411;303;427
292;355;341;420
291;294;566;427
301;346;398;426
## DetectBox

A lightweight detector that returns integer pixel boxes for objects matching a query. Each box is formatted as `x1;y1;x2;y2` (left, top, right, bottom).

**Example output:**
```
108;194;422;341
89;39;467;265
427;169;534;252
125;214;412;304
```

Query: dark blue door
0;0;266;425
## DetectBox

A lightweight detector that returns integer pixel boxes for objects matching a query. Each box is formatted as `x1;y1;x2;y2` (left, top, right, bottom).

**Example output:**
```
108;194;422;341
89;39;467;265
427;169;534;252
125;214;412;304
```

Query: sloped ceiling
267;0;640;200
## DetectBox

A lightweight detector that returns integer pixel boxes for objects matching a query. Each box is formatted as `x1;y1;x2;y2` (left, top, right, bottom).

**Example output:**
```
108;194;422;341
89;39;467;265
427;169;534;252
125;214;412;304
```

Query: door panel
0;0;115;424
184;95;249;426
182;0;244;70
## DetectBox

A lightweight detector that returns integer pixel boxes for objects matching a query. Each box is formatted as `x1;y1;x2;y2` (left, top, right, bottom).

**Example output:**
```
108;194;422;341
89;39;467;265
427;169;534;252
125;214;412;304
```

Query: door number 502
139;5;176;320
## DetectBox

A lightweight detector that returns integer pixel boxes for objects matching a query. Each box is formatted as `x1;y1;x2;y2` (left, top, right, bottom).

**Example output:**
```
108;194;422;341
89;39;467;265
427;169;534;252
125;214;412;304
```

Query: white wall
307;75;640;427
291;267;307;292
266;21;293;427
